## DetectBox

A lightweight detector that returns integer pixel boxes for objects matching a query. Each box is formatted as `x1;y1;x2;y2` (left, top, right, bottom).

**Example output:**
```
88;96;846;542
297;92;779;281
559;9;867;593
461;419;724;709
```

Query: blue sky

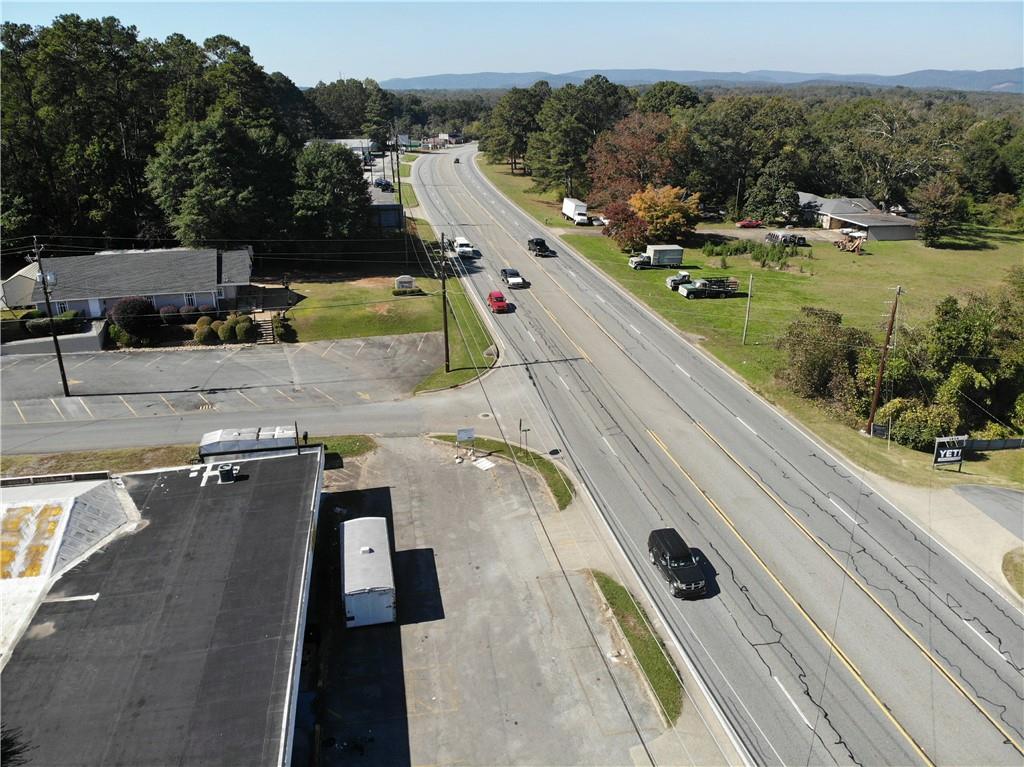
4;2;1021;86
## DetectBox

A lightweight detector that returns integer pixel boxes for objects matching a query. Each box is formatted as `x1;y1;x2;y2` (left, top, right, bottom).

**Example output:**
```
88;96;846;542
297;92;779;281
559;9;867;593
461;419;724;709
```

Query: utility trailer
342;516;396;628
677;276;740;299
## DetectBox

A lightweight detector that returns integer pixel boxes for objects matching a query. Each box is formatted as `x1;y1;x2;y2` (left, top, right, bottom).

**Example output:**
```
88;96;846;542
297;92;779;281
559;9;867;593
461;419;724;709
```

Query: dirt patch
351;276;394;289
368;303;392;316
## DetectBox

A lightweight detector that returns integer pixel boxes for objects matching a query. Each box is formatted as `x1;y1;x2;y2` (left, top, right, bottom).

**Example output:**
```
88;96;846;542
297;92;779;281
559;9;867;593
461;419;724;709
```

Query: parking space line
33;357;57;371
416;335;427;352
3;358;22;367
198;393;214;409
354;342;366;357
109;355;130;366
385;340;396;355
159;395;177;414
78;398;95;419
238;391;259;408
320;341;337;358
143;354;165;368
275;388;296;402
50;399;66;420
179;354;196;366
312;386;339;404
12;401;26;423
215;349;240;364
71;356;96;369
119;396;138;416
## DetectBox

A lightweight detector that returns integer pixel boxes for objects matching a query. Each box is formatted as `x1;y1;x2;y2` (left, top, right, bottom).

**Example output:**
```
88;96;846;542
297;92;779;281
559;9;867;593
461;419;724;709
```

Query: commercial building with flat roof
0;446;324;766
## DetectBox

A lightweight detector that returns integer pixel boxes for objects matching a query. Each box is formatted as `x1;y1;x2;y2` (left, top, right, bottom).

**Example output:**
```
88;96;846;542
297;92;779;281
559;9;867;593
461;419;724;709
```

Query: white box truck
629;245;683;270
342;516;396;627
562;198;589;225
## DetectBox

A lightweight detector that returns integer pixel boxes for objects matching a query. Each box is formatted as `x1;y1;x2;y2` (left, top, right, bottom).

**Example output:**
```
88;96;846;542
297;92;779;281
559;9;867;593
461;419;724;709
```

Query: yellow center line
119;396;138;417
159;395;177;414
690;421;1024;758
647;428;935;767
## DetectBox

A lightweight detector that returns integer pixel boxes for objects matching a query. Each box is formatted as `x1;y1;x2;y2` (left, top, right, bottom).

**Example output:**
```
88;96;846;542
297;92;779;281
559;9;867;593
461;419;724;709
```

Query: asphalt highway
411;145;1024;766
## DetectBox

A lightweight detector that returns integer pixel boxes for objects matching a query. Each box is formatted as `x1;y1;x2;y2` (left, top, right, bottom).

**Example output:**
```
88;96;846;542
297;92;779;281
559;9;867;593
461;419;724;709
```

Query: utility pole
393;122;404;208
741;275;753;345
866;285;902;435
440;233;450;373
31;235;71;397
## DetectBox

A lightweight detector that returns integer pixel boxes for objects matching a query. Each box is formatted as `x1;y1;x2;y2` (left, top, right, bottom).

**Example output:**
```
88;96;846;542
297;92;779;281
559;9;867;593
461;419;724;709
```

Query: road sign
456;427;475;443
933;435;968;470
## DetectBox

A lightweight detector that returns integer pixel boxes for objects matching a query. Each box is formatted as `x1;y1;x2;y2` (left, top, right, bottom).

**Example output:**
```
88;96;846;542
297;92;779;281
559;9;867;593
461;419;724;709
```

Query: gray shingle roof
826;212;917;229
32;248;251;303
798;192;880;216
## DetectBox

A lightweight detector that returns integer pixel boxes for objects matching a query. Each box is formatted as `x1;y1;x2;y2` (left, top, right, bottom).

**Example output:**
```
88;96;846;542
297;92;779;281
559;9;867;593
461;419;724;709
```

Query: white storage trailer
341;516;396;627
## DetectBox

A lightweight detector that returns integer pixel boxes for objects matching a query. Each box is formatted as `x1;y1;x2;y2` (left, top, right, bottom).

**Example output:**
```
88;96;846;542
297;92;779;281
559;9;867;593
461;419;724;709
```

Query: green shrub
196;315;213;327
273;314;297;342
108;323;144;348
392;287;426;296
111;296;156;336
25;317;52;336
236;321;258;342
217;322;236;342
210;320;224;332
194;325;218;345
877;398;960;451
21;309;45;321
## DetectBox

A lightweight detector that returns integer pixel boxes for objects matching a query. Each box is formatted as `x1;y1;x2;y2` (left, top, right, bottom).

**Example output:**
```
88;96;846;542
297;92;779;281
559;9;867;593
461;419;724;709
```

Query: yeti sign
395;275;416;290
933;435;968;470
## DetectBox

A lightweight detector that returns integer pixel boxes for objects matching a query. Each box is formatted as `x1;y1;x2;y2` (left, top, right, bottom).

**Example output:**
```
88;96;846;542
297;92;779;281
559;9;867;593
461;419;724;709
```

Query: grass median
477;158;575;229
0;435;377;477
431;434;575;509
592;570;683;723
401;184;419;208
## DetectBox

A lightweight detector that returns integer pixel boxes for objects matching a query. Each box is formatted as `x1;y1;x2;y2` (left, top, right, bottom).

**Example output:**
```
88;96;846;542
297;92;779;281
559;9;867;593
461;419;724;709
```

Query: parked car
648;528;706;598
379;181;394;193
590;215;609;226
500;268;528;288
372;177;387;188
487;290;510;313
736;219;764;228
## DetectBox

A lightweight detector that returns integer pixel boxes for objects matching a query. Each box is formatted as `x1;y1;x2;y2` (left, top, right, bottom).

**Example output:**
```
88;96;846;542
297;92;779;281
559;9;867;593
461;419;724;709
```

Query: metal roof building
798;192;917;241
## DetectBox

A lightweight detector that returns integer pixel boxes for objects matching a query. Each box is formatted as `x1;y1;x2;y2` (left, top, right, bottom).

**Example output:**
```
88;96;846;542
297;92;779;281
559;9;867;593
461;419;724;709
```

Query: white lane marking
558;375;570;391
527;331;537;344
565;268;576;278
602;436;618;457
629;324;641;334
78;397;94;419
33;357;57;371
675;363;691;378
736;417;757;436
354;341;366;357
143;354;165;368
773;676;812;729
71;356;96;369
962;619;1019;670
44;593;100;604
829;497;861;526
50;399;66;420
320;341;337;358
119;396;138;416
594;294;606;304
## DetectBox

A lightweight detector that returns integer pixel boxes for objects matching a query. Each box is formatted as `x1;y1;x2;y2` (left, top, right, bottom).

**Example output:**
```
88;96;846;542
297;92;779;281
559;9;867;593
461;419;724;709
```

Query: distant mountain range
380;68;1024;94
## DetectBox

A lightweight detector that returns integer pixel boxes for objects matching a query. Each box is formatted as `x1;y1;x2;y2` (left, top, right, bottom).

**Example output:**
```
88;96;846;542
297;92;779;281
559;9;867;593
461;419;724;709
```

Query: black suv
648;528;706;598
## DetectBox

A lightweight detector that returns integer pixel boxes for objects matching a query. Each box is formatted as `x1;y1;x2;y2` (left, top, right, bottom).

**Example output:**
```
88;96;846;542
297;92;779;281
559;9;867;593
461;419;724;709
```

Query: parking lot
1;334;442;426
295;436;682;766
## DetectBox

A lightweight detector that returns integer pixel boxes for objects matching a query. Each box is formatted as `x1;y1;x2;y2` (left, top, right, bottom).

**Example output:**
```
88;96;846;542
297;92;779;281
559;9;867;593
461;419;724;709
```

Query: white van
452;237;476;258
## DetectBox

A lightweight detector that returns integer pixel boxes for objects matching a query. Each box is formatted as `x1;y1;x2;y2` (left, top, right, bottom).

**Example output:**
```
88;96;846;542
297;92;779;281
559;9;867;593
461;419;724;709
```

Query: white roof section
1;477;141;667
199;425;297;456
647;245;683;253
342;517;394;594
1;262;39;310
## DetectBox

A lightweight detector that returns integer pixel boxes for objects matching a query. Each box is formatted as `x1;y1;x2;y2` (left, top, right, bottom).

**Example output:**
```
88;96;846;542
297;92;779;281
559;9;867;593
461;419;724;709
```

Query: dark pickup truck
527;237;555;257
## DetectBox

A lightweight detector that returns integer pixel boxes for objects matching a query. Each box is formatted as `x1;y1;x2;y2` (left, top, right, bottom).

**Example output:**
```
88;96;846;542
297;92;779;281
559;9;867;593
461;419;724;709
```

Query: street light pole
32;235;71;397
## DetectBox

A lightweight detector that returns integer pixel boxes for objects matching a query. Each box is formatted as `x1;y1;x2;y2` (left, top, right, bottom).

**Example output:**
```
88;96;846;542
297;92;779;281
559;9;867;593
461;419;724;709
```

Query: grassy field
0;435;376;477
477;158;1021;486
415;275;497;391
1003;548;1024;598
288;277;440;342
432;434;575;509
591;571;683;723
400;153;418;164
400;162;412;178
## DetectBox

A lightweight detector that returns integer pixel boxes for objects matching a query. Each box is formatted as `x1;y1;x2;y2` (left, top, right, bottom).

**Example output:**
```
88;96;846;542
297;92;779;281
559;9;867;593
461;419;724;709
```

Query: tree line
2;16;481;262
479;76;1024;243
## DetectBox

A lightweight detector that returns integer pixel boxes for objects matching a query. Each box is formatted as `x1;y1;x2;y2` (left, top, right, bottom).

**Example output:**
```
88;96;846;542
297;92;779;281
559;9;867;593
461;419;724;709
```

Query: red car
736;219;764;228
487;290;510;313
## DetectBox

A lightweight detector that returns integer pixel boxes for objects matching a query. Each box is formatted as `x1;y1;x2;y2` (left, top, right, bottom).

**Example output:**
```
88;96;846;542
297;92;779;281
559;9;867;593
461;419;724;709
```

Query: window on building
216;287;225;299
54;301;70;314
183;292;197;306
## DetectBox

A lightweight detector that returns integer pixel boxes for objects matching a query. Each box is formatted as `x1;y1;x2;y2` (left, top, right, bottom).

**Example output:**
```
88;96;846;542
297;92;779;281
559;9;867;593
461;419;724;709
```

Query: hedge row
193;313;256;344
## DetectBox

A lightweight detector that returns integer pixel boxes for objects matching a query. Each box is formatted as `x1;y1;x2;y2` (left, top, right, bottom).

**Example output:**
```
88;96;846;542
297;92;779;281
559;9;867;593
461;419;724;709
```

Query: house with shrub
31;247;253;319
797;193;917;241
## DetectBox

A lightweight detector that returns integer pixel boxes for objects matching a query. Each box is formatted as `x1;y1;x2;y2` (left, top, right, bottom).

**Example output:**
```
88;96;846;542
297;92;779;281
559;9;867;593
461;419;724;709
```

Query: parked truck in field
562;198;589;225
677;275;740;299
629;245;684;270
527;237;555;257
